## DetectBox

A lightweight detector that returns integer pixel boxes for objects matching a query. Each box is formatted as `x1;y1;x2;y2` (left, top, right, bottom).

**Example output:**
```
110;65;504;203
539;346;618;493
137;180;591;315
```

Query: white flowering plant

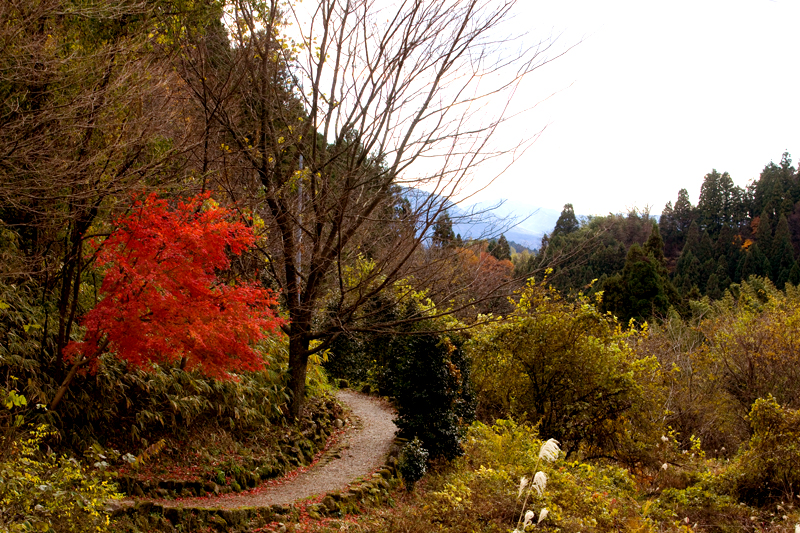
512;438;561;532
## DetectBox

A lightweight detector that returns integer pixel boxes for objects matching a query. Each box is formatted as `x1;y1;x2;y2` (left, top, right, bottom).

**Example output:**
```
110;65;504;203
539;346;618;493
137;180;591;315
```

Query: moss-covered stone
208;513;228;530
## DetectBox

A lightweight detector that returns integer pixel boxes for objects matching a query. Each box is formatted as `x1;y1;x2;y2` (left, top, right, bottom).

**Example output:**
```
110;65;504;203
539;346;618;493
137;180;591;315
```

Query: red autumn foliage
63;192;284;378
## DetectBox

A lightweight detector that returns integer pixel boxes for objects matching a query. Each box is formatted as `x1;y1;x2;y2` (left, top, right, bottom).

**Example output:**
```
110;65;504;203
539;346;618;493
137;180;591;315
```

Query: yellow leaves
342;255;378;291
0;422;121;532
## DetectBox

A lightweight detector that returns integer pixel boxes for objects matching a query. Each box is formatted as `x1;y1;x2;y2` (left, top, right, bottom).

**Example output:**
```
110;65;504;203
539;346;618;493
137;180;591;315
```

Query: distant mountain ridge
401;187;566;250
449;199;564;250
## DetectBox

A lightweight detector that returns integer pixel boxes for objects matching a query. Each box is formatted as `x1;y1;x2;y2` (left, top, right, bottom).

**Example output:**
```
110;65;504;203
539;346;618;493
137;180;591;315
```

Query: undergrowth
300;419;800;533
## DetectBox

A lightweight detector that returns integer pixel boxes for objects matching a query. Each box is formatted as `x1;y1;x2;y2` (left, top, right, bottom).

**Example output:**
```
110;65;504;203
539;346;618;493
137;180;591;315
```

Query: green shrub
0;421;120;532
467;279;659;458
1;274;295;450
374;420;648;533
697;280;800;440
397;437;429;489
387;331;474;461
719;396;800;505
651;480;751;533
324;283;475;461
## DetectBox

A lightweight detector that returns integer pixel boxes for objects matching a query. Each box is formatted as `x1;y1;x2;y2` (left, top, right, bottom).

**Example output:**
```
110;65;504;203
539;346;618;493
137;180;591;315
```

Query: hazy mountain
402;188;566;249
450;199;563;250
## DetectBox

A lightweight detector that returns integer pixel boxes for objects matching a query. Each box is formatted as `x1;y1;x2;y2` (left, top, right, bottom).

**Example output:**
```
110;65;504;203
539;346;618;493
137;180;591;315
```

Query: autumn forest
1;0;799;532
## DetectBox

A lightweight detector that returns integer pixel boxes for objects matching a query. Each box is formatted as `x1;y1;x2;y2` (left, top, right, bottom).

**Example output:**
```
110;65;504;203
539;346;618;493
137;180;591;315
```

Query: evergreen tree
675;250;701;294
771;214;792;258
788;262;800;286
771;215;795;285
714;225;736;260
488;234;511;261
589;243;627;279
552;203;580;237
753;153;796;218
600;244;670;324
705;272;722;300
737;244;771;281
432;211;456;248
679;222;714;287
789;200;800;257
698;170;724;235
714;260;732;293
697;231;715;266
701;258;717;289
697;169;741;237
755;209;774;257
673;188;696;236
644;222;665;262
659;200;680;257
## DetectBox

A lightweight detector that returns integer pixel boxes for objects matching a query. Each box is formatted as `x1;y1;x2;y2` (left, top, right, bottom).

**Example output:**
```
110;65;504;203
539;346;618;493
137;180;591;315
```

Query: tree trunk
287;333;310;420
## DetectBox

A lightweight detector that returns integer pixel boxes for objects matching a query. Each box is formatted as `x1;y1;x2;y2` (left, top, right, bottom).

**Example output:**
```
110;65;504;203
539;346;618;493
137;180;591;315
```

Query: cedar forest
1;1;799;532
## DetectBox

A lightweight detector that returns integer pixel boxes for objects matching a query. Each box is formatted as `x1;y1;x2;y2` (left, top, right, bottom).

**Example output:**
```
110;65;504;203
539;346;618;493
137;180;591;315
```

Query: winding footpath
163;390;398;510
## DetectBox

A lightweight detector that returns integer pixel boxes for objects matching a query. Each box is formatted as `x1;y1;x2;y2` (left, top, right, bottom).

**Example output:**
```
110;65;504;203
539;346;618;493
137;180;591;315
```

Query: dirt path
164;390;397;510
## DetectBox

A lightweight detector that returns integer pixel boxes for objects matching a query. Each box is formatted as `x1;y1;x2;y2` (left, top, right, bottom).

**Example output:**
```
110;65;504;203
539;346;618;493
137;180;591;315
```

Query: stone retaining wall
120;396;341;499
113;438;403;532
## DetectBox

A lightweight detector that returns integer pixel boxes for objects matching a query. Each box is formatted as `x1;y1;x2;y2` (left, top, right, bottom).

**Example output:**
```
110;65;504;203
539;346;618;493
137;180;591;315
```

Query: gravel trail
165;390;397;510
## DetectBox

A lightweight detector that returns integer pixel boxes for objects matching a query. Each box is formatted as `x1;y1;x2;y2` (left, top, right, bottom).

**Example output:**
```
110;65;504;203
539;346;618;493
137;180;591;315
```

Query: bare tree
179;0;563;418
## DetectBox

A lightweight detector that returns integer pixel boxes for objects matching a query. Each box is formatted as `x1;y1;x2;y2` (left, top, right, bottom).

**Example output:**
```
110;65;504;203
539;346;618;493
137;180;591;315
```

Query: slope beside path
160;389;398;510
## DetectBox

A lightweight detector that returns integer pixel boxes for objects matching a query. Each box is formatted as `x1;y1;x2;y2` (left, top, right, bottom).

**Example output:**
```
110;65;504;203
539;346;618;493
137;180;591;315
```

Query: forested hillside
515;154;800;324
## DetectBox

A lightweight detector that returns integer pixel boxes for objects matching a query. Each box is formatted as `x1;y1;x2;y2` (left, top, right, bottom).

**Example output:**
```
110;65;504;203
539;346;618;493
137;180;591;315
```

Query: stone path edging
114;390;401;531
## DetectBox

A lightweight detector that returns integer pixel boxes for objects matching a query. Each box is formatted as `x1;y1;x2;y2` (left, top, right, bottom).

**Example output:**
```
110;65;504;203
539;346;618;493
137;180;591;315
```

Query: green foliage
0;386;120;533
701;279;800;419
397;437;429;489
326;283;475;461
719;396;800;505
651;480;751;532
387;330;475;461
601;243;676;323
640;277;800;456
378;420;647;533
540;209;658;297
468;279;660;457
488;234;511;261
432;212;456;249
0;275;291;447
61;336;291;446
552;203;580;237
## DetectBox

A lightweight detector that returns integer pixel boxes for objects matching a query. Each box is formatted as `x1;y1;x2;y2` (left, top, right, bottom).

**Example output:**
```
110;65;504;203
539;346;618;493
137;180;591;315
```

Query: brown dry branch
175;0;569;418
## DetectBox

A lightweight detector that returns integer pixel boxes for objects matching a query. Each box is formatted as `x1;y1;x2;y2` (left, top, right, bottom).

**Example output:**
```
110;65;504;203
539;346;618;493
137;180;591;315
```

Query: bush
1;261;295;451
372;420;646;533
387;330;475;461
397;437;429;489
0;383;120;533
719;396;800;505
467;279;659;458
324;282;475;461
0;276;292;448
652;481;752;532
700;280;800;422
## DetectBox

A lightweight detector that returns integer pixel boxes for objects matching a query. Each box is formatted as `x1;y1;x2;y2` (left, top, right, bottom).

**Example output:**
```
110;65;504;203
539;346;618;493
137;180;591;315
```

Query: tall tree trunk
287;332;310;420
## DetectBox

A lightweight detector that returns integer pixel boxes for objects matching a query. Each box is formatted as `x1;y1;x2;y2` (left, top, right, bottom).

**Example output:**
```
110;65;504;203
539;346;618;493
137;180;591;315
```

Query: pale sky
469;0;800;216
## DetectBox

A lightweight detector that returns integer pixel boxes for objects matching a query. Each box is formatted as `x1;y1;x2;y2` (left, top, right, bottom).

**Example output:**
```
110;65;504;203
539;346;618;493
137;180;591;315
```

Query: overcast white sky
467;0;800;216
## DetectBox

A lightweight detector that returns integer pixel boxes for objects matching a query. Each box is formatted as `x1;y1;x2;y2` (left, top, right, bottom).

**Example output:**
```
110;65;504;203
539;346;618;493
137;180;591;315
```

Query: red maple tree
51;192;284;410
